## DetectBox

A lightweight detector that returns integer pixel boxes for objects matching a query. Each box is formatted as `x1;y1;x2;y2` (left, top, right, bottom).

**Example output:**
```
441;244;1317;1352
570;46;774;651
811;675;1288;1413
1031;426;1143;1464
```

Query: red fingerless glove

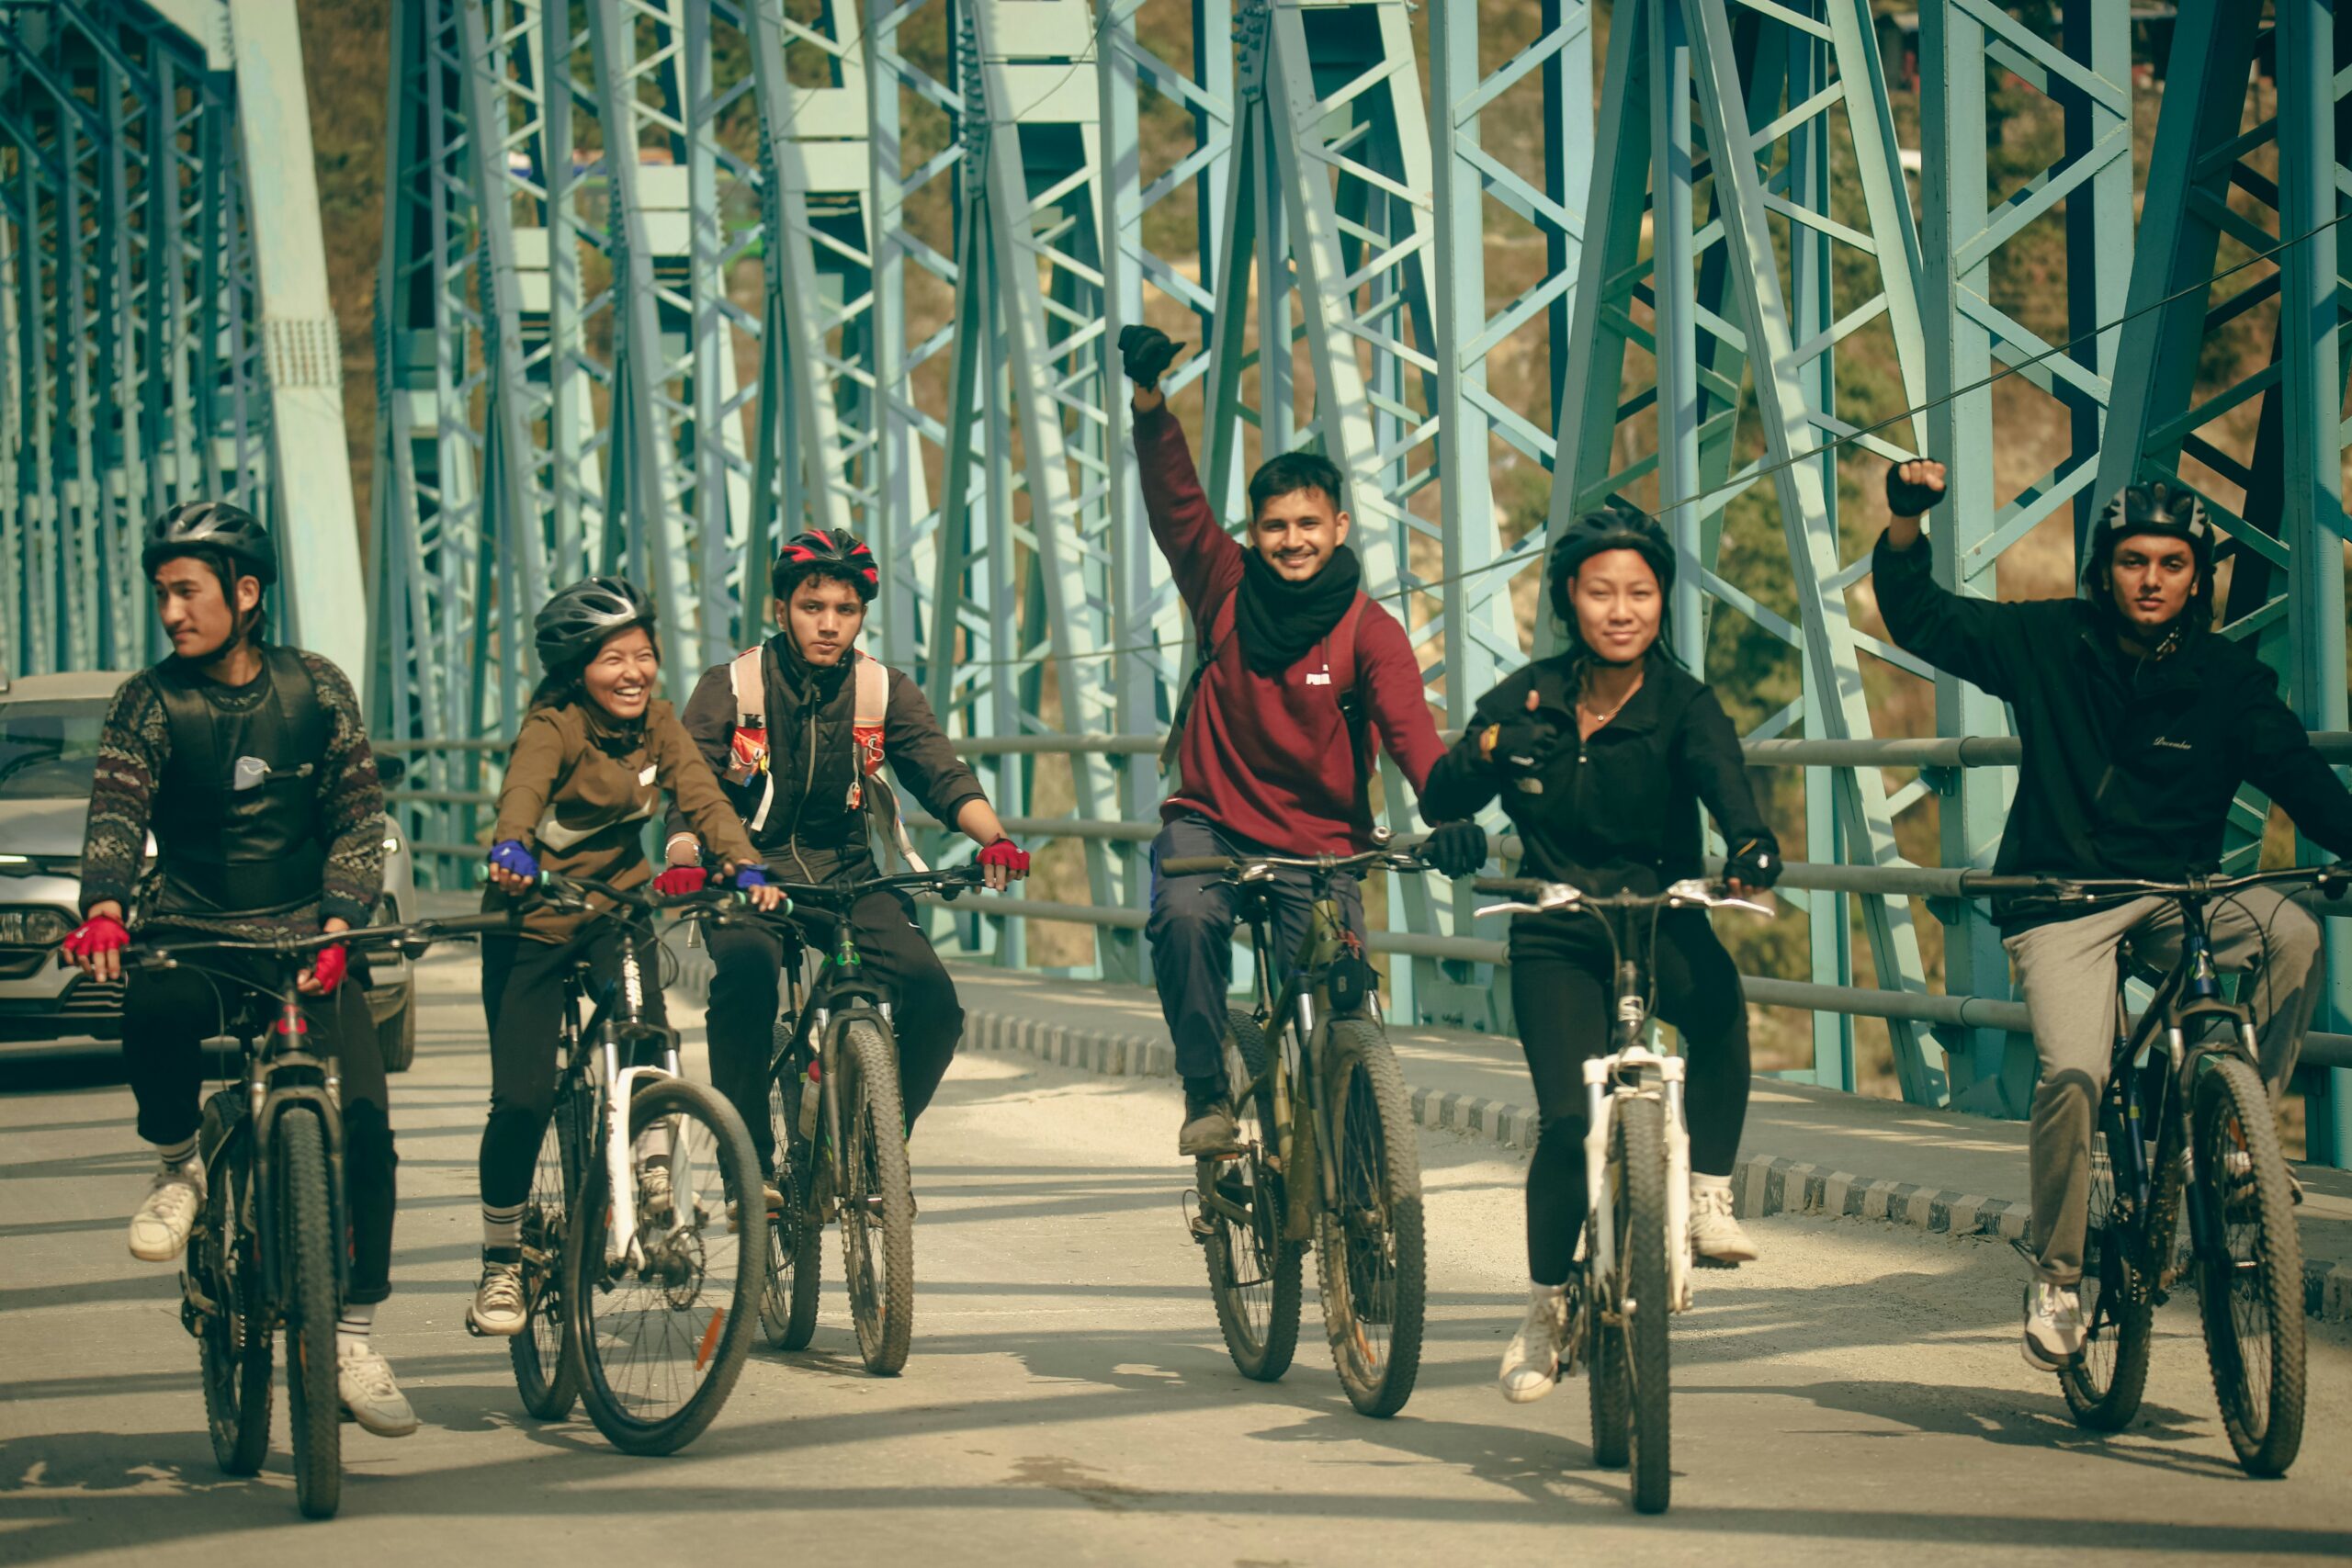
978;839;1030;874
309;944;349;994
653;865;708;897
62;912;129;958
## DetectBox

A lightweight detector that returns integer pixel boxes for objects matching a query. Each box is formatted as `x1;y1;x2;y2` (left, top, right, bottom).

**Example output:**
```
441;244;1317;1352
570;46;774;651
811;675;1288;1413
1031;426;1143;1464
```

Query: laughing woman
464;577;783;1336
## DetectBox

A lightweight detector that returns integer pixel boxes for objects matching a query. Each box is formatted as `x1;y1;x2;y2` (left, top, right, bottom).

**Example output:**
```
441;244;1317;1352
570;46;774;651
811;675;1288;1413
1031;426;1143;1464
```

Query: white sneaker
1689;1179;1758;1265
468;1261;526;1337
1498;1282;1570;1404
337;1342;419;1438
638;1163;673;1217
2021;1280;2086;1371
129;1166;204;1262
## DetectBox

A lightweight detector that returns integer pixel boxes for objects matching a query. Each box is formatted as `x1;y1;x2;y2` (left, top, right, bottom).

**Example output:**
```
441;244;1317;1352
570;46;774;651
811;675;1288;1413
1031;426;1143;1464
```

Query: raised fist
1884;458;1947;519
1117;324;1183;391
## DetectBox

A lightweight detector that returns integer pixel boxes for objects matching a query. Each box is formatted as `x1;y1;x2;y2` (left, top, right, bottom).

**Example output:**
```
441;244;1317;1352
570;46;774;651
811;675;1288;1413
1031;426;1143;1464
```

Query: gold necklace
1578;673;1642;729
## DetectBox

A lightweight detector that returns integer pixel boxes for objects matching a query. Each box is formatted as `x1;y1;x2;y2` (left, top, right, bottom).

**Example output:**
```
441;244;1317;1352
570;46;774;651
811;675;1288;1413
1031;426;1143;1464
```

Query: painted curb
962;1004;2351;1325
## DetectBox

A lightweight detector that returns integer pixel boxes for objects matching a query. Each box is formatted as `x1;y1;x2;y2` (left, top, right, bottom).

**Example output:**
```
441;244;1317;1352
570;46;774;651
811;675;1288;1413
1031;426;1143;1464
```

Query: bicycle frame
1236;877;1361;1225
2105;892;2266;1274
557;925;691;1273
772;914;894;1197
1580;970;1695;1316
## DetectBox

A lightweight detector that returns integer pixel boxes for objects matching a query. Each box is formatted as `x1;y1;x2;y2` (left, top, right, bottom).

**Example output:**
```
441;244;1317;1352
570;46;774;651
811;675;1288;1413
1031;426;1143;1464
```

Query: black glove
1724;838;1781;891
1883;460;1946;519
1118;324;1183;391
1481;712;1564;775
1421;821;1489;880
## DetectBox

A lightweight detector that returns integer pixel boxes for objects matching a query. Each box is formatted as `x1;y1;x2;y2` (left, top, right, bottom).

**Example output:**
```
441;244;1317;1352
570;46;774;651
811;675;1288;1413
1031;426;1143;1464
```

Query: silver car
0;671;420;1068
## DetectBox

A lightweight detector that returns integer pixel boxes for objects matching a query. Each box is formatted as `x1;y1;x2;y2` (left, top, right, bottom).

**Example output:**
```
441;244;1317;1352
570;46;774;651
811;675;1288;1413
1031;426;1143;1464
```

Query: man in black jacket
1873;459;2352;1372
662;529;1029;1190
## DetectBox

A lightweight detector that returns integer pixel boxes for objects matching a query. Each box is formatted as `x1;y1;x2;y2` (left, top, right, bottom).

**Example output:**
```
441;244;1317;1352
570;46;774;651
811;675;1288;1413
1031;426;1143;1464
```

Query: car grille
0;947;52;980
55;977;125;1017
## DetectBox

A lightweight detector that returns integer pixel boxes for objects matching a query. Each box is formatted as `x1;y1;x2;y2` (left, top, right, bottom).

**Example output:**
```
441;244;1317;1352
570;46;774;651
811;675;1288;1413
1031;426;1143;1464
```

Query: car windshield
0;699;112;800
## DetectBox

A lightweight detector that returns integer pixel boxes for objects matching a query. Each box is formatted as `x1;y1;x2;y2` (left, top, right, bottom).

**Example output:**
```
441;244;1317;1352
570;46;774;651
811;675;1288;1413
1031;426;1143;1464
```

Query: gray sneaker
337;1342;419;1438
1178;1090;1240;1157
468;1260;526;1337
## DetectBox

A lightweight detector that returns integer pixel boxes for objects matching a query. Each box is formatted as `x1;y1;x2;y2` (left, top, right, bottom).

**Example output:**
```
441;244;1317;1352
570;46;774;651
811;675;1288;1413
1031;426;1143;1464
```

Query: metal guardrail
385;728;2352;1075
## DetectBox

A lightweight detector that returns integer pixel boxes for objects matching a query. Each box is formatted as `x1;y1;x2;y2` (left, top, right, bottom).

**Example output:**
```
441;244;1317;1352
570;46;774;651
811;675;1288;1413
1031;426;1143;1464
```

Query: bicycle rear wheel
568;1077;764;1455
1615;1095;1672;1514
277;1108;342;1520
2190;1056;2305;1476
195;1130;271;1475
762;1041;822;1351
2061;1123;2154;1430
838;1019;916;1374
512;1090;585;1419
1313;1021;1425;1417
1202;1010;1303;1382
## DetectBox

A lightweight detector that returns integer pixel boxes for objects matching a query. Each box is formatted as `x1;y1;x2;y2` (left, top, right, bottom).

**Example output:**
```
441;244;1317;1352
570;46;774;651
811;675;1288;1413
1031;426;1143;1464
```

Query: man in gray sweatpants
1872;459;2352;1372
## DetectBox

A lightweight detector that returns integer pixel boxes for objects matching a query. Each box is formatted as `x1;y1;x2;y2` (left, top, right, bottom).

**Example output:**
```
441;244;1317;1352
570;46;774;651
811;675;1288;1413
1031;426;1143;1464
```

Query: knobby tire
839;1020;916;1375
2191;1057;2305;1476
2061;1123;2156;1431
197;1128;271;1475
1314;1021;1425;1417
762;1036;822;1352
1203;1010;1303;1382
1616;1096;1672;1514
512;1090;585;1419
277;1109;342;1520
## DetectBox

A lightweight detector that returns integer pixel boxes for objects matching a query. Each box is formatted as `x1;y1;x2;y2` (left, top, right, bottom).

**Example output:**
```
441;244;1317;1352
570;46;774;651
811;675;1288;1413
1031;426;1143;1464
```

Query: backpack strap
726;646;776;833
1159;587;1237;776
1328;595;1374;818
849;652;928;873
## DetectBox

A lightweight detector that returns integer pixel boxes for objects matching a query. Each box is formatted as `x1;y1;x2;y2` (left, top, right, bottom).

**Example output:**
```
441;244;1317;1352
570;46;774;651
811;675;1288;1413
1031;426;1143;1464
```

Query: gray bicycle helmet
2082;480;2216;589
534;575;657;671
142;500;277;587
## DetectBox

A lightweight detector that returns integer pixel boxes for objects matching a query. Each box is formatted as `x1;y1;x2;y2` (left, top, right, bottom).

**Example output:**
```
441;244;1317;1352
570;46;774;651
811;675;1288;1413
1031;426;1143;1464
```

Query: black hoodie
1872;529;2352;927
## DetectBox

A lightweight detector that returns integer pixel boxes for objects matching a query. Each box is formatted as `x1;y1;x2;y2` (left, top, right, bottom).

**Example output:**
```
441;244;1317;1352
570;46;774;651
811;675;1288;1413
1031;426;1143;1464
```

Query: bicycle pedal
1692;1255;1739;1270
1180;1190;1214;1244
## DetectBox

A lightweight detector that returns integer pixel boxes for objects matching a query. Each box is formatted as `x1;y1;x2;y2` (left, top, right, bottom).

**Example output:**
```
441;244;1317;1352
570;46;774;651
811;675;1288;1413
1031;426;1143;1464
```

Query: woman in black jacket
1420;502;1781;1406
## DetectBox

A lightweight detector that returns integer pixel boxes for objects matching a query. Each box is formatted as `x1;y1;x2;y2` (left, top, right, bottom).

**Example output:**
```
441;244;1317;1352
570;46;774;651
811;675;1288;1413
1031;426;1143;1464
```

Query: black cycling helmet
771;527;879;604
535;575;656;672
2081;479;2216;590
1547;500;1676;624
142;500;277;587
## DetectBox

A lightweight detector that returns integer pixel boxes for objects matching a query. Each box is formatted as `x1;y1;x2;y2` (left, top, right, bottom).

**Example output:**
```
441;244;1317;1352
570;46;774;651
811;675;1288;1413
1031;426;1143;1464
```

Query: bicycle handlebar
1470;874;1775;919
770;863;986;907
126;908;525;969
1160;847;1436;879
1957;864;2352;904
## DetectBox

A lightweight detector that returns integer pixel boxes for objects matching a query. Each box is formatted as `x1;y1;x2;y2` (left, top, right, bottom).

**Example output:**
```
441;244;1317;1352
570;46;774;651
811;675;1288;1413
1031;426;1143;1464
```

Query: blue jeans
1146;815;1367;1083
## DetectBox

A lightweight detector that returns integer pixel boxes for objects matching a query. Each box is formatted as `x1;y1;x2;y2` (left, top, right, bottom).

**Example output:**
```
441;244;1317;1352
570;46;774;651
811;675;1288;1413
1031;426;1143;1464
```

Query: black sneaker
1179;1086;1241;1156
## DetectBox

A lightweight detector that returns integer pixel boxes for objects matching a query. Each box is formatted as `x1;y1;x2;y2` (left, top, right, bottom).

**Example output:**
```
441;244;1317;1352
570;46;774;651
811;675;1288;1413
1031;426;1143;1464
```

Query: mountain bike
1473;874;1772;1515
1164;836;1438;1418
492;871;766;1455
146;910;514;1519
1963;863;2347;1478
751;863;985;1376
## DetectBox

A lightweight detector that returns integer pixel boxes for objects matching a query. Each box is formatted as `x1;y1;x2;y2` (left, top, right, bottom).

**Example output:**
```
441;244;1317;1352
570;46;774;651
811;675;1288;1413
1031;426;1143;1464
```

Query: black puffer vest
731;637;871;879
148;647;332;917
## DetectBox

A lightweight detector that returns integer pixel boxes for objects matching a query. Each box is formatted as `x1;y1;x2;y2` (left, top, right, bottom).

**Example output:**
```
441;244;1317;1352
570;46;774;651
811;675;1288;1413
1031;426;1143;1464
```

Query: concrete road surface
3;953;2349;1567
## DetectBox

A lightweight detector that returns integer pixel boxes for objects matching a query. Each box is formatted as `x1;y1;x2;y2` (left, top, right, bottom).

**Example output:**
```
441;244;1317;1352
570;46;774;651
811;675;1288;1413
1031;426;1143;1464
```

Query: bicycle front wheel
512;1091;585;1419
277;1108;342;1520
2191;1056;2305;1476
838;1019;917;1374
196;1129;271;1475
1614;1096;1671;1514
762;1043;821;1351
1313;1021;1425;1417
2061;1123;2154;1430
568;1077;764;1455
1202;1010;1303;1382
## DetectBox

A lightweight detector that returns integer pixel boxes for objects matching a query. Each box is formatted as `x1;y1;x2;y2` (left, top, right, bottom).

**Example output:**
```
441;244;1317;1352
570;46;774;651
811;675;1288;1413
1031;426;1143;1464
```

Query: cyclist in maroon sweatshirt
1118;326;1488;1153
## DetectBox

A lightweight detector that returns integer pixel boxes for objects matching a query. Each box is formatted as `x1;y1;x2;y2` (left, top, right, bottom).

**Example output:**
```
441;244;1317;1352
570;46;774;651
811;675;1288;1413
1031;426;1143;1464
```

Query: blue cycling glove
488;840;540;881
734;864;772;891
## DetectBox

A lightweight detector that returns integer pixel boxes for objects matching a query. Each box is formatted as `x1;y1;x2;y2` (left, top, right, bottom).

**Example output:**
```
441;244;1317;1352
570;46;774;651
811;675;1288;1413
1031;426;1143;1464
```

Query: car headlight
0;907;74;945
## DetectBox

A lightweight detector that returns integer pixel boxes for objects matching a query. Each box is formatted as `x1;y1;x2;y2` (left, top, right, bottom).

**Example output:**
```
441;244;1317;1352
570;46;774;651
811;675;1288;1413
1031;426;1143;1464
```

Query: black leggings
123;956;395;1303
477;926;668;1211
1510;908;1750;1286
